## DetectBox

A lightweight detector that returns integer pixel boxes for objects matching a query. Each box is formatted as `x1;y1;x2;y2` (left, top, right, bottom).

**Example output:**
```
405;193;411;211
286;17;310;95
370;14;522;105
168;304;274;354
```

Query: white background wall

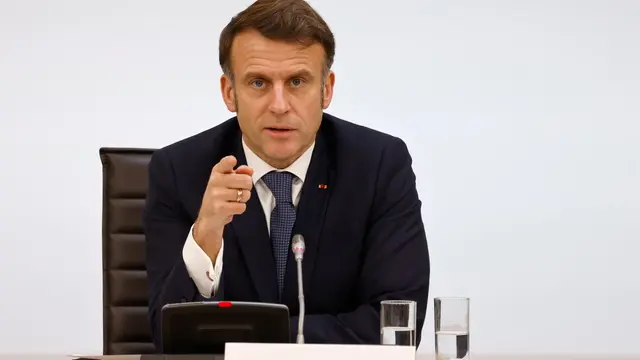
1;0;639;355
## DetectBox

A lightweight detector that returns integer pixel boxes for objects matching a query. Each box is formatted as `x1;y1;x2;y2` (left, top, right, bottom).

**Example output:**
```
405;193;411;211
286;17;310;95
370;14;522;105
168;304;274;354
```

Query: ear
322;70;335;109
220;74;237;112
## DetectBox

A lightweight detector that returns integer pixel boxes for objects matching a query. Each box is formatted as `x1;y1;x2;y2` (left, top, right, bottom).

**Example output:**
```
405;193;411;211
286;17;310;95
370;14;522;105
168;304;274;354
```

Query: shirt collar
241;137;315;184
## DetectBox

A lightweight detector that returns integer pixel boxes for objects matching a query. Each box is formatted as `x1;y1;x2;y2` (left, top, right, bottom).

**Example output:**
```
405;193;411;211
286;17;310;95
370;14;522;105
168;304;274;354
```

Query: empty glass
380;300;417;346
434;297;470;360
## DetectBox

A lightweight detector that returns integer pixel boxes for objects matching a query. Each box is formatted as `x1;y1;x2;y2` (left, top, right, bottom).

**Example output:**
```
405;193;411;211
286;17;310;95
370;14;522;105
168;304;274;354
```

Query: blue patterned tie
262;171;296;297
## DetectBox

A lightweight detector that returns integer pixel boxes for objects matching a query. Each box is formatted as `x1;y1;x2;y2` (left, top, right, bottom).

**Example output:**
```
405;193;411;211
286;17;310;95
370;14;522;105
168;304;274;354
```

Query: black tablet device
160;301;290;354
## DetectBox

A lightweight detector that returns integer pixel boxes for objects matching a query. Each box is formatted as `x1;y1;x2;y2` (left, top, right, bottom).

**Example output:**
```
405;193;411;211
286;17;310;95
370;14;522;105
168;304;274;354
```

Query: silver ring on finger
236;189;243;203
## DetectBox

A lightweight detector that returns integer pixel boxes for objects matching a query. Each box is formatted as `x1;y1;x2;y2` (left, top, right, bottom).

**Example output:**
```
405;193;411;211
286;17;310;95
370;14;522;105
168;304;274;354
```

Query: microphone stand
296;256;305;344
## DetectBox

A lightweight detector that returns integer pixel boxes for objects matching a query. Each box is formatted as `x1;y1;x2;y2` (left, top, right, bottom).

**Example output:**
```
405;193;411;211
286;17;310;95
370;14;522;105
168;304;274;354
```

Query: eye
250;79;265;88
290;78;303;87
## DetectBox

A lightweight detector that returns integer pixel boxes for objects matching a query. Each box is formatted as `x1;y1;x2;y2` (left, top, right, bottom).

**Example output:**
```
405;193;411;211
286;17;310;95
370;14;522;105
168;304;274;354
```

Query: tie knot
262;171;295;205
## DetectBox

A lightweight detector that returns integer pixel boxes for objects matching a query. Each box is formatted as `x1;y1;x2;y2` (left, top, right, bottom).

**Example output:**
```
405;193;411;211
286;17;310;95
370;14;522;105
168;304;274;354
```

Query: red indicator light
218;301;232;308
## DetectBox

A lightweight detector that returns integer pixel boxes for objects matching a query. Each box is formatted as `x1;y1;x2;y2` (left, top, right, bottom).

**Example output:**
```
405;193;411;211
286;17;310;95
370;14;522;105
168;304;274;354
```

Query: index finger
212;155;237;175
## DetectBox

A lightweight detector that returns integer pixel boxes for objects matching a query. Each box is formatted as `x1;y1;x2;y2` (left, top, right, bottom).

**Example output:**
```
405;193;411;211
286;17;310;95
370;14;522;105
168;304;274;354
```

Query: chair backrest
99;147;156;354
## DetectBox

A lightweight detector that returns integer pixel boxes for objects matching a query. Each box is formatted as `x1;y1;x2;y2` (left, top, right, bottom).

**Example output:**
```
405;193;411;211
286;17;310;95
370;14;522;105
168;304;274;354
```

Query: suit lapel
229;134;279;304
282;131;335;308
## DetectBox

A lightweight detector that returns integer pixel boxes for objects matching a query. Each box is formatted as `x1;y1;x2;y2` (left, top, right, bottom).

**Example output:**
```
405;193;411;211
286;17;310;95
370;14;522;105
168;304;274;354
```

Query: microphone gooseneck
291;234;306;344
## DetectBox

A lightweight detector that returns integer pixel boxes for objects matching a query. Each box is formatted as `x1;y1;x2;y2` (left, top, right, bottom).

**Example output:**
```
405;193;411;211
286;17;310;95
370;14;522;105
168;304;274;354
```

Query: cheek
293;91;323;115
237;96;268;119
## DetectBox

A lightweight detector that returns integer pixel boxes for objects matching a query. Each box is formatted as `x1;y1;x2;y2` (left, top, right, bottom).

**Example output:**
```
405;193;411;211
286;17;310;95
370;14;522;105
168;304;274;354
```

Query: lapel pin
318;184;328;189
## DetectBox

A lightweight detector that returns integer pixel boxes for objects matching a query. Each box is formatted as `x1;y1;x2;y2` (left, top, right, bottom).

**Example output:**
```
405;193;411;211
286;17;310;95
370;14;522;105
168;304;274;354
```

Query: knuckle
238;203;247;213
244;176;253;189
212;201;225;215
210;187;222;199
231;203;246;214
228;175;241;189
209;173;221;185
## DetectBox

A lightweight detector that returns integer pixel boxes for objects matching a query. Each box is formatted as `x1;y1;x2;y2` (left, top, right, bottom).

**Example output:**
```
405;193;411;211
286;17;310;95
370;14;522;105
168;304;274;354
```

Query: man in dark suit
143;0;430;351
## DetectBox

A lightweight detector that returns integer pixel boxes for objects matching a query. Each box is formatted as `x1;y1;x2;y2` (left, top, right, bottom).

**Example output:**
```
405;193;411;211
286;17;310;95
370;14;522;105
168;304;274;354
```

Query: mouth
265;127;295;133
264;126;296;139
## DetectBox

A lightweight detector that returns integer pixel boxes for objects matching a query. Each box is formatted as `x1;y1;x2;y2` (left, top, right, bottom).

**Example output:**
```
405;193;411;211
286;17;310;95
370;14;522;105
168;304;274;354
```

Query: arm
142;149;224;351
182;226;224;298
291;138;430;345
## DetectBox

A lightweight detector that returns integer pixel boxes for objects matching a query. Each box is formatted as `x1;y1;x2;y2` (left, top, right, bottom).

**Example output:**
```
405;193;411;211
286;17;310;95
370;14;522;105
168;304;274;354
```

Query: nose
268;83;290;115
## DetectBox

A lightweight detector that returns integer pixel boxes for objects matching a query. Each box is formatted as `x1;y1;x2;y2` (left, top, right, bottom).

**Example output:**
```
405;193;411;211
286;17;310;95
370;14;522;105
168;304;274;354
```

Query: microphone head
292;234;305;259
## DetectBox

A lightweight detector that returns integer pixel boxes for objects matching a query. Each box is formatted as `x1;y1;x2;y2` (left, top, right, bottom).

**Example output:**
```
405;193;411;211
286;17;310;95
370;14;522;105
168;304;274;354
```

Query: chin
267;150;296;162
264;145;299;164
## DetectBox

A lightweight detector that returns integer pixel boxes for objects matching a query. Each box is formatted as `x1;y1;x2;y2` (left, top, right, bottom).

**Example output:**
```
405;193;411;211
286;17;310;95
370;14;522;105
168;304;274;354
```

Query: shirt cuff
182;224;224;298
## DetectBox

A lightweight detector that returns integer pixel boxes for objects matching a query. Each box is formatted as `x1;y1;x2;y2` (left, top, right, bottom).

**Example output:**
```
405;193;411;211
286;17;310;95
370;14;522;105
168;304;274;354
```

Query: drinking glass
434;297;470;360
380;300;417;346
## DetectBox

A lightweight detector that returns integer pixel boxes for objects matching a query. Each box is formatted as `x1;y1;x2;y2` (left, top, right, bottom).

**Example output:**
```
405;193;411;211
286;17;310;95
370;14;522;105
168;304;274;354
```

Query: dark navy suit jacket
142;113;430;351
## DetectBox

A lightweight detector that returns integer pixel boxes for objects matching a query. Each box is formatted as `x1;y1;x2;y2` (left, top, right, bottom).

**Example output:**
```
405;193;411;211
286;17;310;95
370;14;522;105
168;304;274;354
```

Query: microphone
291;234;306;344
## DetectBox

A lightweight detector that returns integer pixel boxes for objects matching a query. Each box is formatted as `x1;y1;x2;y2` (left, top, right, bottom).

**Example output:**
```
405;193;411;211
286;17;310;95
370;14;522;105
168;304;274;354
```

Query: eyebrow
289;69;314;79
242;69;315;82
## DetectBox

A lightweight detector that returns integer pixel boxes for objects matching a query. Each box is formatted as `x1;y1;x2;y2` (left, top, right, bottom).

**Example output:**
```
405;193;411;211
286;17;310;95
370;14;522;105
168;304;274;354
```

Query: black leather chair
99;147;156;354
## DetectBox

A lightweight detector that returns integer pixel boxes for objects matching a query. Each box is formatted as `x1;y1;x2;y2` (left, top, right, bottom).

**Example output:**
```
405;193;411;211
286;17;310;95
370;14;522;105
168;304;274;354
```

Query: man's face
220;30;335;169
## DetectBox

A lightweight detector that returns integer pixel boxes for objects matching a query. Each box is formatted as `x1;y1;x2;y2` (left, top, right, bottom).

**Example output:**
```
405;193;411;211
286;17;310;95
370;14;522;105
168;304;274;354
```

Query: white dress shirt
182;138;315;298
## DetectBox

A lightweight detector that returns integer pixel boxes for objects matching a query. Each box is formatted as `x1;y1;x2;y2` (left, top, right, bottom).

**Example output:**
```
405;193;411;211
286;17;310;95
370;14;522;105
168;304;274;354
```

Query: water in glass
381;326;415;346
435;330;469;359
434;297;470;360
380;299;417;346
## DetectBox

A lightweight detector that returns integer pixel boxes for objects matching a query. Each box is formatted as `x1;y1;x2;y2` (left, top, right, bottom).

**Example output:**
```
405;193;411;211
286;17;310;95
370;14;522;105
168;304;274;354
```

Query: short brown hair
218;0;336;79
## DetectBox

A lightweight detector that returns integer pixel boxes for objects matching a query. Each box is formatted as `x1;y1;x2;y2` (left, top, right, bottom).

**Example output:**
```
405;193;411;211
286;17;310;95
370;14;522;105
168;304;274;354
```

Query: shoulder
320;113;419;214
149;117;239;169
321;113;412;164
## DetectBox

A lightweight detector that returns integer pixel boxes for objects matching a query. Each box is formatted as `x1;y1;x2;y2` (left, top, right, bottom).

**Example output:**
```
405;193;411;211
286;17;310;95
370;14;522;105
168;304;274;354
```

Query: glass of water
434;297;470;360
380;300;417;346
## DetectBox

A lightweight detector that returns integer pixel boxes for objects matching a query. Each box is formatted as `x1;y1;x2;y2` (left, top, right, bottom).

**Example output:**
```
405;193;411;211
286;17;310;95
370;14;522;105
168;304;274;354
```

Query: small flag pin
318;184;328;189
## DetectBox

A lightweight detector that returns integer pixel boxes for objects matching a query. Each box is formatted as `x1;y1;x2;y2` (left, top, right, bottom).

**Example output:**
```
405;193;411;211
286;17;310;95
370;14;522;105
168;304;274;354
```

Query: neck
265;144;310;169
243;137;312;170
267;157;295;170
